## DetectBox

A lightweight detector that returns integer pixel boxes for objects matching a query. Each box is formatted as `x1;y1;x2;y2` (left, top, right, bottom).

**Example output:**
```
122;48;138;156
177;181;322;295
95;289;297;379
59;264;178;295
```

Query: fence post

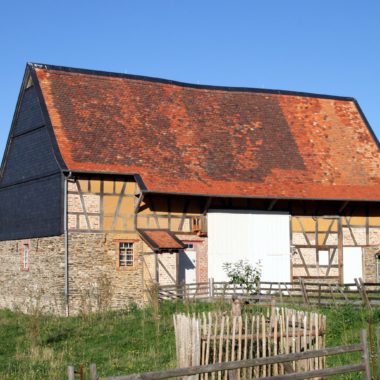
360;329;372;380
208;277;214;298
299;278;310;305
377;327;380;380
355;278;372;310
359;278;372;310
67;366;74;380
228;369;238;380
90;363;97;380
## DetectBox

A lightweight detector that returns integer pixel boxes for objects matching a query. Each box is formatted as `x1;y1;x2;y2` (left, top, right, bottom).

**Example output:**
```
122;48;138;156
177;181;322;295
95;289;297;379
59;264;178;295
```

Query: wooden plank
295;216;312;245
217;316;224;380
344;216;358;246
262;315;266;377
111;182;127;230
325;247;337;277
296;248;311;277
242;315;248;380
322;219;335;245
76;180;91;230
360;329;371;380
256;315;260;378
109;344;364;380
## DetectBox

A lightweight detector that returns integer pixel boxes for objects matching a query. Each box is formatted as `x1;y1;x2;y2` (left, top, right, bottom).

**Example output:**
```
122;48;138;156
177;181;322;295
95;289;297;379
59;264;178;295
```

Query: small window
119;242;134;267
22;243;29;271
185;243;194;250
317;249;330;266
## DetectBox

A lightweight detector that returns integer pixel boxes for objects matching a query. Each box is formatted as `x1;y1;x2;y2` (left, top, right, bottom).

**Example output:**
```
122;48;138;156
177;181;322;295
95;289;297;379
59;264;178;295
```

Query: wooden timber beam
339;201;349;214
267;199;278;211
203;197;212;215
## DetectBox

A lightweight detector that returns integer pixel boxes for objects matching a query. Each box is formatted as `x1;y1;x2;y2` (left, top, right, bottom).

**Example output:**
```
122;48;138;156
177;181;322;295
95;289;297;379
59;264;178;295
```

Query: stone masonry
0;236;66;315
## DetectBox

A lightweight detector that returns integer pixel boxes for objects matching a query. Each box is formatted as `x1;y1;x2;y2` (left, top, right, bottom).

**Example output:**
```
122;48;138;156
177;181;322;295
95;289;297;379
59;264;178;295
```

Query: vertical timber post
63;173;70;317
338;217;344;284
360;329;372;380
209;277;214;298
89;363;97;380
67;366;74;380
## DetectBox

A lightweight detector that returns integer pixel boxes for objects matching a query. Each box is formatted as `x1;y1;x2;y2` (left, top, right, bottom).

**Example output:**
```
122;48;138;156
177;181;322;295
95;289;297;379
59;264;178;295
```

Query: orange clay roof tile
34;65;380;201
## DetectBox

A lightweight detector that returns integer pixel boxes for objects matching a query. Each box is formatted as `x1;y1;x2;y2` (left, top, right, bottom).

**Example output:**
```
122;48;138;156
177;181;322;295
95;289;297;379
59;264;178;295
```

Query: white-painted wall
207;210;291;282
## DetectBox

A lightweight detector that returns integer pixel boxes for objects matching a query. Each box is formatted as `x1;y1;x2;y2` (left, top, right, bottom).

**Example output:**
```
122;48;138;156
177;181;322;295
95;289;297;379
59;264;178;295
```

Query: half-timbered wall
291;214;380;282
67;177;380;285
67;177;139;232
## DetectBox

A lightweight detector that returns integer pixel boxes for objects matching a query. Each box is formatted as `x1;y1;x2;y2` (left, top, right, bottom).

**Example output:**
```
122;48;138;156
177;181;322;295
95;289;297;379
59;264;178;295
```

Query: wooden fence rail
82;329;371;380
158;278;380;308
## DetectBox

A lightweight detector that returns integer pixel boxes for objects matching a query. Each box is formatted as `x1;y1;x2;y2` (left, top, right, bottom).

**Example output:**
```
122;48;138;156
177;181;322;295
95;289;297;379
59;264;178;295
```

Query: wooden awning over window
138;229;186;253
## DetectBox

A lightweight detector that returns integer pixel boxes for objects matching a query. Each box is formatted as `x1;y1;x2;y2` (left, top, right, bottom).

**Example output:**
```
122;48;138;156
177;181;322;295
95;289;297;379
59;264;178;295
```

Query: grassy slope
0;302;379;379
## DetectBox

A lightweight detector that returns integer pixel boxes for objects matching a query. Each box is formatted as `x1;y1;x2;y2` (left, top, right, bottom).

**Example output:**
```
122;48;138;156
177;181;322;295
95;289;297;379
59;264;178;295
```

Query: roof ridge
28;62;355;101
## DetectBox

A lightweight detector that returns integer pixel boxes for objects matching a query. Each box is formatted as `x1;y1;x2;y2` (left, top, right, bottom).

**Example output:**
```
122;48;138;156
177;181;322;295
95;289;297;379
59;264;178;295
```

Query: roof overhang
138;229;186;253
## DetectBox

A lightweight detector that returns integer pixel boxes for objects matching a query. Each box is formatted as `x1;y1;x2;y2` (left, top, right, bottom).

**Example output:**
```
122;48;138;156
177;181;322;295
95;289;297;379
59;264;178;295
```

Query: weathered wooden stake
90;363;97;380
361;329;371;380
67;366;74;380
208;278;214;298
299;278;309;305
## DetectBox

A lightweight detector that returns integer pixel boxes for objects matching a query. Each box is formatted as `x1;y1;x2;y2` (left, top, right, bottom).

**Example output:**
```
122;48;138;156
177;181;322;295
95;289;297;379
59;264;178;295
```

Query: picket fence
73;329;373;380
173;308;326;380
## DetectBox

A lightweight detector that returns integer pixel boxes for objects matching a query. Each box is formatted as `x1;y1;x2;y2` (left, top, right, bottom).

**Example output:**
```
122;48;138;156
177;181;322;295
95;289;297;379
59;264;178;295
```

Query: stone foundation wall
67;233;145;314
0;236;66;315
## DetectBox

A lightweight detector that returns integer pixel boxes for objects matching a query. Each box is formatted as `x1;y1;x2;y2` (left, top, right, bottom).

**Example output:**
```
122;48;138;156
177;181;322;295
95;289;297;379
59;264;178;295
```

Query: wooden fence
173;309;326;379
158;278;379;308
77;328;373;380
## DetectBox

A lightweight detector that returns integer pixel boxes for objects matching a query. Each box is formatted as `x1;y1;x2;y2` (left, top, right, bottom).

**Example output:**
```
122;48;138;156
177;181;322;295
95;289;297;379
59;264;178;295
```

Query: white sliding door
207;210;291;282
343;247;363;284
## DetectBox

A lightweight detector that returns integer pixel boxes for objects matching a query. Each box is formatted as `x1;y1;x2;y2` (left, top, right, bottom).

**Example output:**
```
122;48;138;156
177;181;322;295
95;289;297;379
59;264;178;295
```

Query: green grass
0;302;379;379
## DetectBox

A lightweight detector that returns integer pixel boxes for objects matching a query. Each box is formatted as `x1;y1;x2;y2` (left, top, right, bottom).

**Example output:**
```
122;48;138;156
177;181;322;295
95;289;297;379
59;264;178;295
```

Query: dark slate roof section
29;63;380;201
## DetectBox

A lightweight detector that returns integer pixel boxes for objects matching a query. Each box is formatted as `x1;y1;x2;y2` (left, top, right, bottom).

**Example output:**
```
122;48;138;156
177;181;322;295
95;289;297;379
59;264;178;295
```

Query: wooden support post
90;363;97;380
67;366;74;380
360;329;372;380
338;218;344;284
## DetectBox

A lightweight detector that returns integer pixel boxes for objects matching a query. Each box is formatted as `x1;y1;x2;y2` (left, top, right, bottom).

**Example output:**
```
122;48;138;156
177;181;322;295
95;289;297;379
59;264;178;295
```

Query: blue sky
1;1;379;158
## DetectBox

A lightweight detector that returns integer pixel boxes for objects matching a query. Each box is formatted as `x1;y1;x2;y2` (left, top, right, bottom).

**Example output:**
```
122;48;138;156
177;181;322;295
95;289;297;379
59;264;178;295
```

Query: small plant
222;259;262;294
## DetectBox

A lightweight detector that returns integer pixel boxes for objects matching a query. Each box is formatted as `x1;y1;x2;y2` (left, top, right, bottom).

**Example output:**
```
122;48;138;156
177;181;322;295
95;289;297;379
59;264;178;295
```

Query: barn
1;63;380;315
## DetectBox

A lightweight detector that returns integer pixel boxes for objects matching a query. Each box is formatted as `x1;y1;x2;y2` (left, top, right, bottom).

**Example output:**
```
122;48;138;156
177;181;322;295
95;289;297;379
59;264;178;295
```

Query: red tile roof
33;64;380;201
138;229;185;251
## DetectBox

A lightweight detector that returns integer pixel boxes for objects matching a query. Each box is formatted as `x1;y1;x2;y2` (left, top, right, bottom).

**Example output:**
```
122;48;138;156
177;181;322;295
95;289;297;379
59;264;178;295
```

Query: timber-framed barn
1;63;380;315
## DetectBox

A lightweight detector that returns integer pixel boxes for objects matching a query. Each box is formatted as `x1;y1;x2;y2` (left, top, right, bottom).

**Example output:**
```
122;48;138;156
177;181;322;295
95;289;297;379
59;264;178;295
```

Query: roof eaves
62;170;148;191
141;189;380;203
